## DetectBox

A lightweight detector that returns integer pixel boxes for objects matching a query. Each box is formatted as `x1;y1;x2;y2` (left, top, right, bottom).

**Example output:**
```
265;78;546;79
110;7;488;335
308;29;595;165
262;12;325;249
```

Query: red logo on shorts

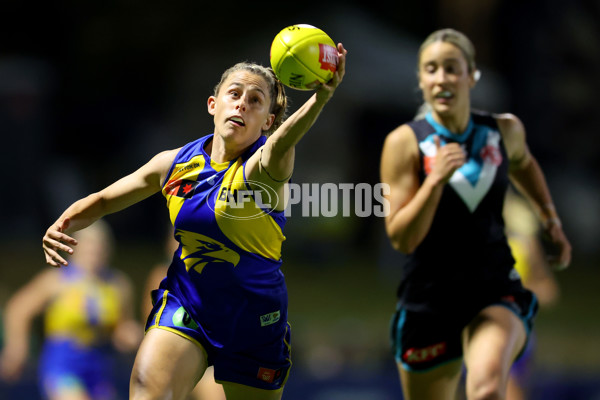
257;367;281;383
403;342;447;364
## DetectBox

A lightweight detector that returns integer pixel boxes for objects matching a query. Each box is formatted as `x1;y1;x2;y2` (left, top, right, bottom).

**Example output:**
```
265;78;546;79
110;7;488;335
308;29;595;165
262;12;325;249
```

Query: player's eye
424;64;436;74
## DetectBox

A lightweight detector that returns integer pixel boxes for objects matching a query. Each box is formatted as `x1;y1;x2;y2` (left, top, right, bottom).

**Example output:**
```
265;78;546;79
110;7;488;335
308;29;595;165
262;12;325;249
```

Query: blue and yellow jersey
39;266;122;399
44;266;122;346
157;134;288;350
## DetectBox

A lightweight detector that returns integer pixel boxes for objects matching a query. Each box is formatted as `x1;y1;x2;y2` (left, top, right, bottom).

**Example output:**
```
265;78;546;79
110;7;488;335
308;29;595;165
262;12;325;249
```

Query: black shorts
390;286;538;372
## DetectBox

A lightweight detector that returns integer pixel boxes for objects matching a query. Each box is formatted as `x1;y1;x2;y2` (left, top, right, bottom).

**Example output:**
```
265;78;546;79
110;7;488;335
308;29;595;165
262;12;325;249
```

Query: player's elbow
388;233;417;254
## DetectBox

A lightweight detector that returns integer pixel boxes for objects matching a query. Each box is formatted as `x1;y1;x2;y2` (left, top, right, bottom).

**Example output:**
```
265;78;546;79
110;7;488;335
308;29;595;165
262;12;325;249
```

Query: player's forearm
270;93;329;152
387;175;445;254
3;300;33;358
58;174;159;234
510;156;560;226
260;94;329;180
55;193;107;234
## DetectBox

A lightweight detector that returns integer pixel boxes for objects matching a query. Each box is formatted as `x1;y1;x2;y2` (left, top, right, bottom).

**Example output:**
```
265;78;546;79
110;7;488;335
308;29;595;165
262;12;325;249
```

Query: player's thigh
398;359;463;400
49;388;91;400
130;328;208;399
462;305;527;385
189;366;226;400
221;381;283;400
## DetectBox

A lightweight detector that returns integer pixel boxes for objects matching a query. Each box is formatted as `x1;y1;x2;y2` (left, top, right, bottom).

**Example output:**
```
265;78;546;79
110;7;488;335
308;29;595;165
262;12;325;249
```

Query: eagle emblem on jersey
175;229;240;274
420;129;502;212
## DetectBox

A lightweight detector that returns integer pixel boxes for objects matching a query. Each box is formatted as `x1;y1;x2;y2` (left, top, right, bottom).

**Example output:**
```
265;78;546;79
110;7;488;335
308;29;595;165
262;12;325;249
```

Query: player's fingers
45;229;78;246
43;248;68;267
558;243;572;270
336;43;347;74
43;234;75;254
42;231;77;248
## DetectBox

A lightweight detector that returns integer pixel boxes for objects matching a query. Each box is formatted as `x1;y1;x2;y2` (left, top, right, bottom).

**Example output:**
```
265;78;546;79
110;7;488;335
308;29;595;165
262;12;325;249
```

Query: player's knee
467;384;503;400
130;363;170;400
466;368;504;400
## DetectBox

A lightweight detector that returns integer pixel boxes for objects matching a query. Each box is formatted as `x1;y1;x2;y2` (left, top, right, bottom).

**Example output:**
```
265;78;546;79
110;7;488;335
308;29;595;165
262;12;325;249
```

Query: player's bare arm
43;149;178;267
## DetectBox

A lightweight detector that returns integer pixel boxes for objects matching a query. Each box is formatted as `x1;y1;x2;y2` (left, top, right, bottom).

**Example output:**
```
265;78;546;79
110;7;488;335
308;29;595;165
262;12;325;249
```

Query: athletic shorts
38;339;116;400
145;288;292;390
390;287;538;372
510;331;536;384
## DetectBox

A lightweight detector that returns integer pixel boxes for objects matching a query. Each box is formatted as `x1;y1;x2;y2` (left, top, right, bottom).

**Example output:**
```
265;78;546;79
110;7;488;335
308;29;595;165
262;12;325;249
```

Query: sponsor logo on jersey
403;342;447;364
164;178;200;199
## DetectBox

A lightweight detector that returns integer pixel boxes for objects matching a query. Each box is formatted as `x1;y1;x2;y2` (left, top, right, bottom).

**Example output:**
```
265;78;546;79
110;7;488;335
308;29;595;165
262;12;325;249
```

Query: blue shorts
145;289;292;390
38;339;116;400
510;331;536;384
390;287;538;372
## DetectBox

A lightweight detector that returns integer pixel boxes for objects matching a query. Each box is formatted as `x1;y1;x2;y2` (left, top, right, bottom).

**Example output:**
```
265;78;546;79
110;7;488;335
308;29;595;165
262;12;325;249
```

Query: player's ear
263;113;275;131
469;69;481;88
207;96;217;115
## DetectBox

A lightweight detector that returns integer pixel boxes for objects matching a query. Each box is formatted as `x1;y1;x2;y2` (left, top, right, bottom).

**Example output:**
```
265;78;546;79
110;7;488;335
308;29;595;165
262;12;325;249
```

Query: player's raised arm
42;149;177;267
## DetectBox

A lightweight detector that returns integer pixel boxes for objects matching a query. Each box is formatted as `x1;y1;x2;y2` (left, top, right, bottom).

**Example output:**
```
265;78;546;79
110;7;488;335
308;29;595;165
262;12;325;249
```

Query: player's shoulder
492;113;528;163
149;148;181;172
490;112;525;133
382;123;420;170
383;123;419;154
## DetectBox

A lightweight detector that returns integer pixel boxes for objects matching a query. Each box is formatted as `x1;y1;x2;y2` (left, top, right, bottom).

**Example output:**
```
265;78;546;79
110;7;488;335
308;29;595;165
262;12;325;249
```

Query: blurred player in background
1;220;142;400
503;189;560;400
42;43;347;400
381;28;570;400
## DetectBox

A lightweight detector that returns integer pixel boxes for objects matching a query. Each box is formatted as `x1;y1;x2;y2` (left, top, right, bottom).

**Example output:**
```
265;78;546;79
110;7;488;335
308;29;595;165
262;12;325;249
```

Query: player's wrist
423;173;446;190
539;203;562;228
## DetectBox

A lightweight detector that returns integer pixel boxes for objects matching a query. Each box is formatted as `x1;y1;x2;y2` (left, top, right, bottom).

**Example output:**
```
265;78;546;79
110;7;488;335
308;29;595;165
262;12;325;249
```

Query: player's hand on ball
312;43;347;102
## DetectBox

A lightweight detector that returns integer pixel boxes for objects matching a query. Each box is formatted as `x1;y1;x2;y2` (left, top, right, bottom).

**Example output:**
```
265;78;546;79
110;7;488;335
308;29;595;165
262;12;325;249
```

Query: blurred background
1;0;599;399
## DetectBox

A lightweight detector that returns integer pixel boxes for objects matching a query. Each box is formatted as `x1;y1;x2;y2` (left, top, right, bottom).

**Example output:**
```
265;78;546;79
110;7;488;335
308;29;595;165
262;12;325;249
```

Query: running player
381;29;570;400
43;43;347;400
1;220;142;400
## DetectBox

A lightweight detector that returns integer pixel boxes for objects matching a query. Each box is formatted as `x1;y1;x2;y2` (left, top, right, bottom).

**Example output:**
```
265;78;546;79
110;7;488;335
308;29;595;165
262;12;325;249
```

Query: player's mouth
228;116;245;127
434;91;454;101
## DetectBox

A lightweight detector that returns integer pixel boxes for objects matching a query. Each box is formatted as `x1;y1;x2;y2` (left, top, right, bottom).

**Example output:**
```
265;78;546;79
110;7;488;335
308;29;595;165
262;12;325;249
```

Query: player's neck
207;135;244;163
433;109;471;134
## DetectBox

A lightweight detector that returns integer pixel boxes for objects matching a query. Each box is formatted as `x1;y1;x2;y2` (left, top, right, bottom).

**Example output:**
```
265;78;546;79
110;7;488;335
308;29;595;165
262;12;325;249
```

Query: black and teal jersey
398;111;520;311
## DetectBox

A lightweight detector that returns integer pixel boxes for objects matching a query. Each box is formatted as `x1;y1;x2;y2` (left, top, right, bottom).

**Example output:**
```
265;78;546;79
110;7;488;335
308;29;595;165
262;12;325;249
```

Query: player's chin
432;102;456;116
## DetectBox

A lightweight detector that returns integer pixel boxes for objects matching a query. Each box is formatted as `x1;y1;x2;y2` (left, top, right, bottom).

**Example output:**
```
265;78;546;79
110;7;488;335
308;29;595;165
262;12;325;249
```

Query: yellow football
270;24;338;90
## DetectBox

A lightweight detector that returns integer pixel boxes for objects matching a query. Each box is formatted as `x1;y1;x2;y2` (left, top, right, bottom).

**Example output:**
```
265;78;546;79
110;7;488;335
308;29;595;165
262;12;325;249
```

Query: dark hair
213;62;288;135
